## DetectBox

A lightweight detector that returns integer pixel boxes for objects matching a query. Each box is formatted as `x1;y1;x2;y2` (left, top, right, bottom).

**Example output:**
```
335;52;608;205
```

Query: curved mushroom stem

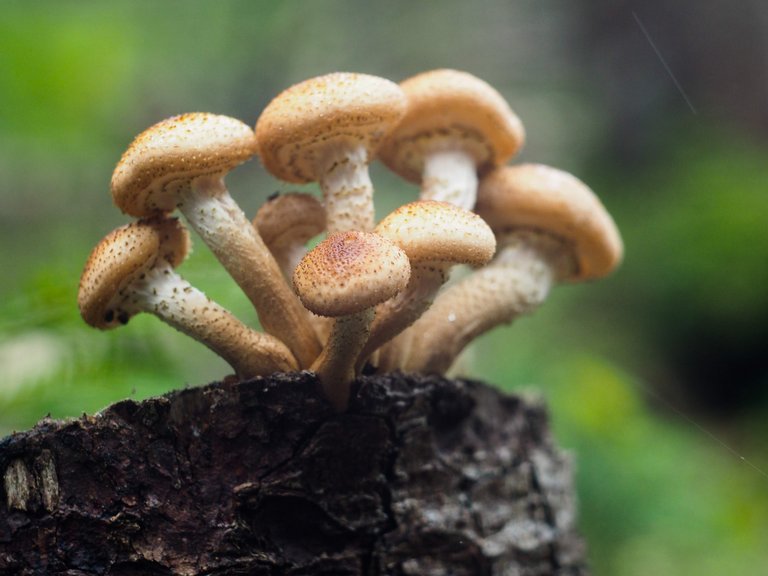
421;149;478;210
395;231;576;374
123;261;298;378
178;176;321;368
271;243;313;281
319;144;375;234
252;192;327;281
355;264;446;372
311;309;374;412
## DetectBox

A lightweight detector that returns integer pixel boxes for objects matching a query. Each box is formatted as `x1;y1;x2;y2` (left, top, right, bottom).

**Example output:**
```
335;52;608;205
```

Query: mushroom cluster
79;69;623;411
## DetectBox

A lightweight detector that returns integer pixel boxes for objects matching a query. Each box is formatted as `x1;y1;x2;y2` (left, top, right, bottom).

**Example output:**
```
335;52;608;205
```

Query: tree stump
0;371;588;575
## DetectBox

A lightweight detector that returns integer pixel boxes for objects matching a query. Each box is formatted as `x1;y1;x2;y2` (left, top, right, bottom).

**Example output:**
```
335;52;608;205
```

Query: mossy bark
0;372;588;575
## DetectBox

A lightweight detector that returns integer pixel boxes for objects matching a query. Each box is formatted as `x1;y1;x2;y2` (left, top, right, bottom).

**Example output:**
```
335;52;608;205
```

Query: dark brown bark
0;371;588;575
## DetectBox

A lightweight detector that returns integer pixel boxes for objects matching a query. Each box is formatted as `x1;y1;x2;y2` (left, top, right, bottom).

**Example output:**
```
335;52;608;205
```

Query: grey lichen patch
4;459;34;511
36;449;60;512
482;517;556;556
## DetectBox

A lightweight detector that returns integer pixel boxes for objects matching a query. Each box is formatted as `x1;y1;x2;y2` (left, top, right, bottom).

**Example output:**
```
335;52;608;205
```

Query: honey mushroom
397;164;623;375
378;69;525;210
292;231;410;411
77;218;298;378
110;112;320;368
356;200;496;371
255;72;406;234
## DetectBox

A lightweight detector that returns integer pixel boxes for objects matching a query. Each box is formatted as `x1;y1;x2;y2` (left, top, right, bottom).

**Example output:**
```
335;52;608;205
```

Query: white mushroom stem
177;175;321;368
319;144;375;234
272;243;313;281
356;265;446;371
121;261;298;378
311;309;374;412
396;231;576;374
421;149;478;210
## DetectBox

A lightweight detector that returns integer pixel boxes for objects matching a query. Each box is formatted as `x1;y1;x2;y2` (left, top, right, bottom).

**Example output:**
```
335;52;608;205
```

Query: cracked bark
0;371;588;575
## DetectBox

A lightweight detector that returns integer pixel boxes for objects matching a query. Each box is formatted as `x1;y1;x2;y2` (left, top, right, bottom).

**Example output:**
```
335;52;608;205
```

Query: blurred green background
1;1;767;573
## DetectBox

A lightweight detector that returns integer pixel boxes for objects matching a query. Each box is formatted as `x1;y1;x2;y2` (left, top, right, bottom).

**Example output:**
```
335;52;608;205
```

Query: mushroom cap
475;164;623;281
378;69;525;183
255;72;407;183
253;192;326;248
375;200;496;267
111;113;257;217
78;218;191;329
293;231;410;317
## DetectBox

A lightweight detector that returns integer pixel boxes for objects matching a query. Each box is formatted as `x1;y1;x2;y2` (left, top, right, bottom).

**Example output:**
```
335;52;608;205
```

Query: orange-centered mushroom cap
475;164;623;281
111;113;257;217
293;231;410;318
378;69;525;183
255;72;406;183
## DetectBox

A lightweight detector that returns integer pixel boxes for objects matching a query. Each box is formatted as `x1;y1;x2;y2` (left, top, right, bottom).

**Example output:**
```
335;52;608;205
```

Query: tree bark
0;371;588;575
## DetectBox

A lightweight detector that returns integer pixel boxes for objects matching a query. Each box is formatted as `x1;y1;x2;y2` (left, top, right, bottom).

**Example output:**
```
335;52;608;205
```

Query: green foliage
0;4;136;142
612;127;768;324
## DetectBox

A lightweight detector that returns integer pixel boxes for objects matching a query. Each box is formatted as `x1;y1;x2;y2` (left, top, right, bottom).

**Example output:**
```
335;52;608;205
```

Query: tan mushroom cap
78;218;190;329
293;231;410;317
255;72;407;183
253;192;326;247
375;200;496;266
475;164;623;281
111;113;257;217
378;69;525;183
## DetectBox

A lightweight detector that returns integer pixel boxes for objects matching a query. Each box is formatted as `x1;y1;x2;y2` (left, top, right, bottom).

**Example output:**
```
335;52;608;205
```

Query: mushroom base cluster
79;69;623;411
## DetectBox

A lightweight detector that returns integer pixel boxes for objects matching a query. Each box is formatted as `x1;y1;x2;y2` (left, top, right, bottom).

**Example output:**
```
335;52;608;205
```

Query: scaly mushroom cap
78;218;190;329
253;192;326;248
378;69;525;183
475;164;623;281
375;200;496;266
111;113;257;217
255;72;407;183
293;231;410;317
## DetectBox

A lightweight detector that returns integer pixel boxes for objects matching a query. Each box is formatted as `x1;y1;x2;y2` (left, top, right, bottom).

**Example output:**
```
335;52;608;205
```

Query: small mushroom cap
378;69;525;183
255;72;407;183
253;192;326;247
375;200;496;267
475;164;623;281
78;218;191;329
293;231;410;317
111;113;257;217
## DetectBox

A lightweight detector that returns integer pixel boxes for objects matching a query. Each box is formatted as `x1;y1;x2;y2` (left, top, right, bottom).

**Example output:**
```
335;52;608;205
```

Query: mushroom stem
421;149;478;210
319;144;375;234
311;309;374;411
123;261;297;378
355;264;445;371
397;231;574;374
178;176;321;368
273;243;309;281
